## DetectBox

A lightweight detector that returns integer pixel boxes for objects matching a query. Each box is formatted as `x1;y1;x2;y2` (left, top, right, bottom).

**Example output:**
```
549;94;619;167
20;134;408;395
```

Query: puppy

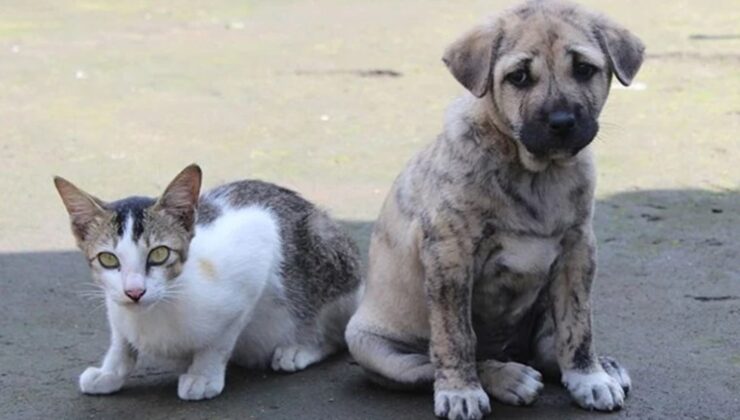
346;1;644;419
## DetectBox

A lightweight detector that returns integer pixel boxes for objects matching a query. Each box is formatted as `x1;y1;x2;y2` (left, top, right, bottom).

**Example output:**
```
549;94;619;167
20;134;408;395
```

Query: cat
53;164;362;400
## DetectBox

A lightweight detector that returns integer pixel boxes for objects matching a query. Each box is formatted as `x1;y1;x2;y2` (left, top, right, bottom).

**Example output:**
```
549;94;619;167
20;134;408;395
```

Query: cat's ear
53;177;108;243
156;164;202;231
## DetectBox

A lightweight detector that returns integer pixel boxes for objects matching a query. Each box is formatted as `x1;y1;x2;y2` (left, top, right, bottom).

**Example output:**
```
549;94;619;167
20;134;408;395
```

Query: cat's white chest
112;303;224;357
120;312;184;356
107;205;285;359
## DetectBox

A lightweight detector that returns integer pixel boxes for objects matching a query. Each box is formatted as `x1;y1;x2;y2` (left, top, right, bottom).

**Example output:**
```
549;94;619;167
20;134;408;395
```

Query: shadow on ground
1;189;738;419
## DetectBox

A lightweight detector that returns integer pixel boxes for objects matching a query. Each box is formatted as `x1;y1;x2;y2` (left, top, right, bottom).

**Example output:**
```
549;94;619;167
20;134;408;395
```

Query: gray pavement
3;190;740;419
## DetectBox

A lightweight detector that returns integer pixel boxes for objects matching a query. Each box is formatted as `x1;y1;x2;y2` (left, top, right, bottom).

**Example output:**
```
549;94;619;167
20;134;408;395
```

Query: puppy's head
443;0;644;170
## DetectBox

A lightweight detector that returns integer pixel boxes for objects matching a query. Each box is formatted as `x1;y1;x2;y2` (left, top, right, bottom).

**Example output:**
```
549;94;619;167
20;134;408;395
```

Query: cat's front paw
271;345;323;372
562;369;625;411
79;366;125;395
434;385;491;420
177;373;224;401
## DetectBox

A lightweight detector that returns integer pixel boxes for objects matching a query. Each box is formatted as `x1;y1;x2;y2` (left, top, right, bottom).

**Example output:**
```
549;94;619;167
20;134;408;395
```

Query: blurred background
0;1;738;419
0;0;737;251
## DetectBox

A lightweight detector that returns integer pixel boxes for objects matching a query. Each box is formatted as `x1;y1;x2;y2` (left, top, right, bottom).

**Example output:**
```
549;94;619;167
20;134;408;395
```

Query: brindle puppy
345;1;644;419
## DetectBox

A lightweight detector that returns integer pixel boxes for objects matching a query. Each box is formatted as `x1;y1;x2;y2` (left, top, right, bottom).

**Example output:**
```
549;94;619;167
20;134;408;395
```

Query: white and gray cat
54;164;361;400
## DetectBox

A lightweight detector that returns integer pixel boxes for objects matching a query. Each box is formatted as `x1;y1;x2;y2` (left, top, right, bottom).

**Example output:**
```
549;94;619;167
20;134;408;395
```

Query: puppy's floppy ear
155;164;202;231
442;20;501;98
593;16;645;86
53;177;108;243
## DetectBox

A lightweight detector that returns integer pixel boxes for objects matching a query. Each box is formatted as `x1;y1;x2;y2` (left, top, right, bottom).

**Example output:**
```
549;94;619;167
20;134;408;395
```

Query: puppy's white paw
479;361;543;406
79;366;125;395
600;356;632;395
562;369;625;411
434;386;491;420
177;373;224;401
271;345;323;372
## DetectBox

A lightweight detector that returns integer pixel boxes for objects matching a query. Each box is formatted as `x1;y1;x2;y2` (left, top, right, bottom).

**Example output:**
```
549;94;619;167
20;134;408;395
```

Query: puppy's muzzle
548;111;576;135
520;107;598;158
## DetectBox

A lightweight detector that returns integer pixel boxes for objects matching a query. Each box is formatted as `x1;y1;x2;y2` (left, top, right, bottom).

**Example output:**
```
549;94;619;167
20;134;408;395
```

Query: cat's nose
124;288;146;302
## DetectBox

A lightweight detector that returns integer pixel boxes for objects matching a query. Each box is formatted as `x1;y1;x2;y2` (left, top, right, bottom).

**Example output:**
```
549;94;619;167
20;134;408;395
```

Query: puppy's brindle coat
346;1;644;419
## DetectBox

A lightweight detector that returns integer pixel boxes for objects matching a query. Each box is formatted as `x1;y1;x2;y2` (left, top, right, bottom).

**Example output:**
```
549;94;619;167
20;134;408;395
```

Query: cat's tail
316;286;363;350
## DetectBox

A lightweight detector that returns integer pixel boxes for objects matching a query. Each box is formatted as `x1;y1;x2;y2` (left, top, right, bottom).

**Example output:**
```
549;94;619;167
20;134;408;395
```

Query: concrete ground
0;0;738;419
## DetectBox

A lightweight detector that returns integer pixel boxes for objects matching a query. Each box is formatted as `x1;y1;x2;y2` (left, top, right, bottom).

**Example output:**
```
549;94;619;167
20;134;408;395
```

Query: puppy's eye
573;62;598;81
97;252;120;269
147;246;170;266
506;69;532;88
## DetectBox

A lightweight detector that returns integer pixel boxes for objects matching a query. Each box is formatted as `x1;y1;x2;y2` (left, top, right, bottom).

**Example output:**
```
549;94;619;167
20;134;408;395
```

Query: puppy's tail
346;321;434;391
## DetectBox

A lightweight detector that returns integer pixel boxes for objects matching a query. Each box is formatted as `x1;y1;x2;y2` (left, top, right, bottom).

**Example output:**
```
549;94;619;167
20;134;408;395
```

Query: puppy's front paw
271;345;323;372
79;366;125;395
562;369;625;411
599;356;632;395
177;373;224;401
479;361;543;406
434;386;491;420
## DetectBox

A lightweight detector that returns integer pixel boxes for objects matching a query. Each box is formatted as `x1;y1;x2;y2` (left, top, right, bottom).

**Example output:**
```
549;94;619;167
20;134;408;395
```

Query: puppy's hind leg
477;360;544;406
347;324;547;406
345;323;434;390
529;308;561;381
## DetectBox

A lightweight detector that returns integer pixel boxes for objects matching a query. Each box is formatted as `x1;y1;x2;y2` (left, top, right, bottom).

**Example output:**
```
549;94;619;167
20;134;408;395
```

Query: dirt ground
0;1;738;419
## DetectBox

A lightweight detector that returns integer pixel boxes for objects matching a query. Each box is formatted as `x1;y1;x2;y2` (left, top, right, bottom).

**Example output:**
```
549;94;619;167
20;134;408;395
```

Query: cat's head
54;164;202;308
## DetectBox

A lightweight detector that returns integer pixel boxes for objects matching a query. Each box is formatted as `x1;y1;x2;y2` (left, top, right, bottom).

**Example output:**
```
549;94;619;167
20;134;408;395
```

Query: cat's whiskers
164;284;187;297
84;300;108;316
75;284;107;302
77;290;105;298
145;287;186;312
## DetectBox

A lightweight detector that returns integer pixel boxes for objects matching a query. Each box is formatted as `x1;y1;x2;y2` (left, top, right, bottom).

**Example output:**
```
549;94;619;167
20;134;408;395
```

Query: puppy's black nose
548;111;576;134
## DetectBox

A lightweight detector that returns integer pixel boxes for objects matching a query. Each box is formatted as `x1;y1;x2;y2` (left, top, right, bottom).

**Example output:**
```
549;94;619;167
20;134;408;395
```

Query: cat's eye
97;252;120;269
573;62;598;82
506;69;533;88
147;246;170;266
